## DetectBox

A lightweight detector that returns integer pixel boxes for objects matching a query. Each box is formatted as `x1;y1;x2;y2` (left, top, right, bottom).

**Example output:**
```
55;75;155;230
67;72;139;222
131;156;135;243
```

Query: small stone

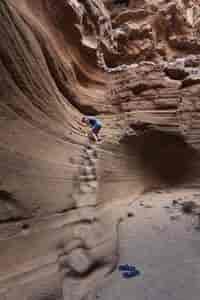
79;183;92;193
182;201;197;214
127;212;135;218
67;248;92;274
144;205;153;209
22;223;29;230
170;215;181;221
88;180;98;189
172;200;179;206
155;190;163;194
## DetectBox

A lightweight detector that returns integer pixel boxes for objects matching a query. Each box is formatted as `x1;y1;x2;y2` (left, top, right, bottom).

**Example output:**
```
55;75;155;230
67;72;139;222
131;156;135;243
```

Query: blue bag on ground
118;264;141;278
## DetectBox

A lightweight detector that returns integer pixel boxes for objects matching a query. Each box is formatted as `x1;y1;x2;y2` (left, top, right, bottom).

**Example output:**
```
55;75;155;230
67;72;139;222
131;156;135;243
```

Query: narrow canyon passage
0;0;200;299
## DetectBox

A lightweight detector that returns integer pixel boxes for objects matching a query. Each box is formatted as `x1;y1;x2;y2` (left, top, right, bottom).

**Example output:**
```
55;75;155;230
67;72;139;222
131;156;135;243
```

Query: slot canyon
0;0;200;299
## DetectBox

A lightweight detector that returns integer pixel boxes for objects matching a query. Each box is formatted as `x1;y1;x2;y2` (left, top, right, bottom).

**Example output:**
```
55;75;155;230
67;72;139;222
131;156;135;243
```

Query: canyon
0;0;200;299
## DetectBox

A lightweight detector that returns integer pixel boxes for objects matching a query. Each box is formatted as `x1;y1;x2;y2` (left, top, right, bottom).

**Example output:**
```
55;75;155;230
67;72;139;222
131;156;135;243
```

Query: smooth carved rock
88;180;98;189
67;248;92;274
76;193;97;207
79;182;96;193
1;0;200;299
79;174;97;181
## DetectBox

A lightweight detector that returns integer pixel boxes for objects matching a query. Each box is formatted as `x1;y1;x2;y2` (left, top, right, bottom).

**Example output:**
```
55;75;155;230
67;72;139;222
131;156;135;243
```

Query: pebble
182;201;197;214
127;212;135;218
170;215;181;221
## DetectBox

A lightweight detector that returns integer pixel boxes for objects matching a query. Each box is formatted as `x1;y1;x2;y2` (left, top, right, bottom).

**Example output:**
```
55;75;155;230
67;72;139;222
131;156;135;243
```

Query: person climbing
82;115;102;142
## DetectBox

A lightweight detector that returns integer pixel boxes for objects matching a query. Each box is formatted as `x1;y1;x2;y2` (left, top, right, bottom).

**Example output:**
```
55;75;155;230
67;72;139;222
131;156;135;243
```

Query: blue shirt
86;116;102;128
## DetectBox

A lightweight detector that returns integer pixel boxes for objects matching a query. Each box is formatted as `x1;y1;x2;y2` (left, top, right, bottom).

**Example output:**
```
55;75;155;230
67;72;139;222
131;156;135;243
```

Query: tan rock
0;0;200;299
66;248;92;274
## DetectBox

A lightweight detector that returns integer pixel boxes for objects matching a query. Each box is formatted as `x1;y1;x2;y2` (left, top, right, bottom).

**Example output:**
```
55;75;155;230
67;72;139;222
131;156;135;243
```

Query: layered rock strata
1;0;200;299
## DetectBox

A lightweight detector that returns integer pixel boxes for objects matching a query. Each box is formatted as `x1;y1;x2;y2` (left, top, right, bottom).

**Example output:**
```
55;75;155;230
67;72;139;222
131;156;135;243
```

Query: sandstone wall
0;0;200;299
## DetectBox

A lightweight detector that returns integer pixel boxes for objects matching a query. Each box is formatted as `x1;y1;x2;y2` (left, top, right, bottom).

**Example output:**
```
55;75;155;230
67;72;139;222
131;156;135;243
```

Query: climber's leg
88;131;98;142
92;123;102;142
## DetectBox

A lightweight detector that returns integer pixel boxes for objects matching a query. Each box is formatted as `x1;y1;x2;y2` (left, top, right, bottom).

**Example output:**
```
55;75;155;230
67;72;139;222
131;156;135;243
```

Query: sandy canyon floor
90;188;200;300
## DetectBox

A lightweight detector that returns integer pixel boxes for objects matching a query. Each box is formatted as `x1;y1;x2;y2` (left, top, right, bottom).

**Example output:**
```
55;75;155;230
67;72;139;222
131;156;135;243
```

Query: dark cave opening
123;129;199;186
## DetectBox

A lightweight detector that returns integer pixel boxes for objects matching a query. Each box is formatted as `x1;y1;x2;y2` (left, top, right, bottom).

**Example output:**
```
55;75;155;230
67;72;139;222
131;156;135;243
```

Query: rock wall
0;0;200;299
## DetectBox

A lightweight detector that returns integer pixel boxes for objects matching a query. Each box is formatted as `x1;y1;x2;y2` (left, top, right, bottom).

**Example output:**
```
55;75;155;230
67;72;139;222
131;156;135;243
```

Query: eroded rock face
101;0;200;66
1;0;200;299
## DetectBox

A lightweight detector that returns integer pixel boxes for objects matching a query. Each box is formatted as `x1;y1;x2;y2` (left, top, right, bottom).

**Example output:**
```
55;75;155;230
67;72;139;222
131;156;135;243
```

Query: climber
82;115;102;142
